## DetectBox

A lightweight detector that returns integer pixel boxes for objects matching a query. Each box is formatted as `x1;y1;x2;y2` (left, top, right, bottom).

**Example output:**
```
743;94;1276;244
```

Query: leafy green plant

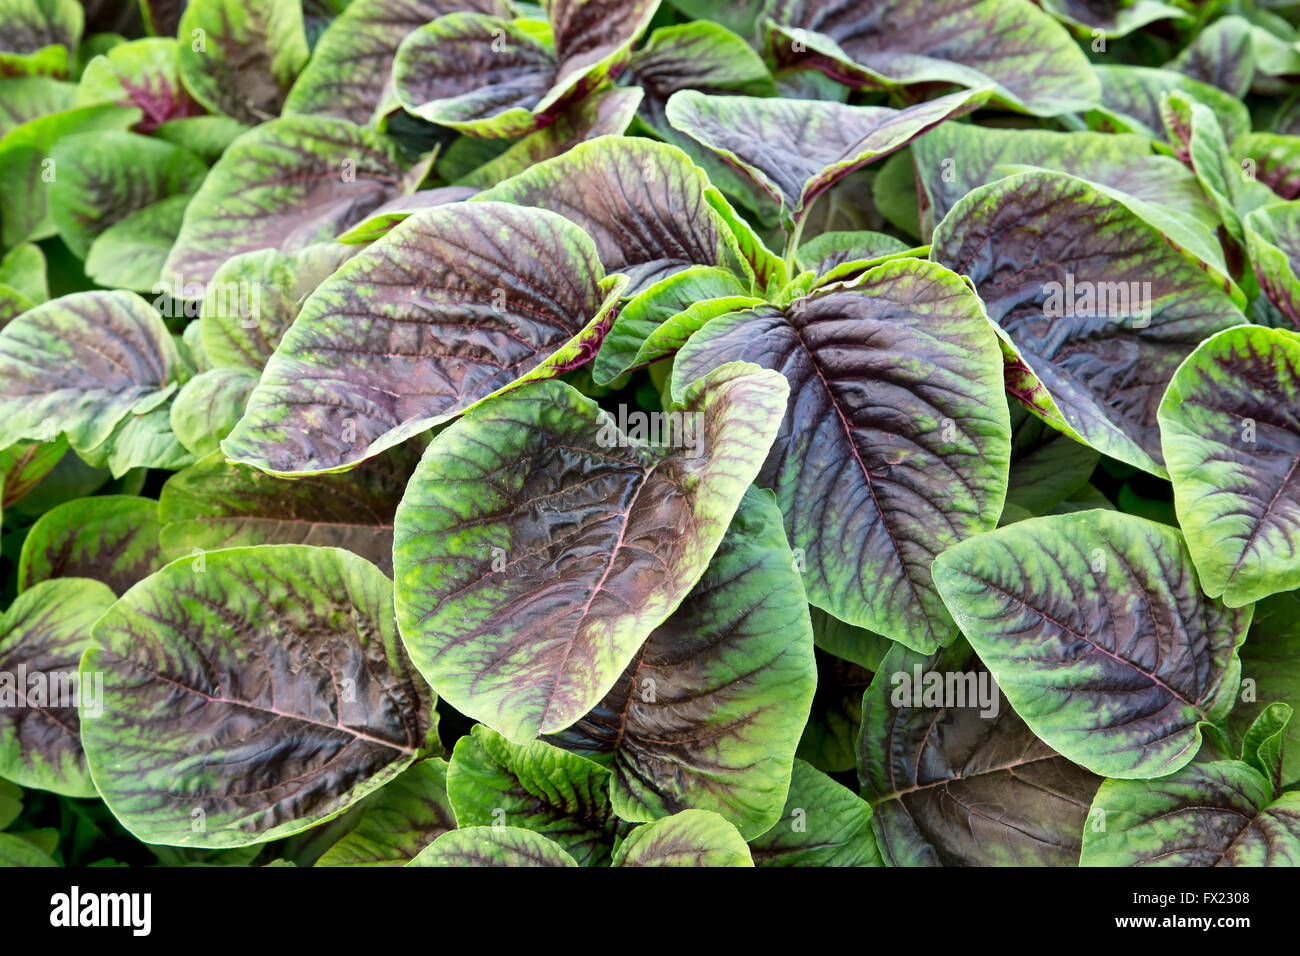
0;0;1299;870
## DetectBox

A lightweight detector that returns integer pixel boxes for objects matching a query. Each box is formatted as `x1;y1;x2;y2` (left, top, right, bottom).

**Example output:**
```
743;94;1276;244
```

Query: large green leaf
162;114;409;285
392;363;788;743
0;102;139;247
159;446;419;575
47;130;205;258
673;258;1010;651
932;511;1251;779
930;169;1247;476
177;0;309;124
547;487;815;840
314;758;456;866
407;825;578;866
0;291;181;454
474;135;773;296
764;0;1099;117
665;87;989;230
611;809;753;866
1159;325;1300;606
223;202;626;476
448;725;616;865
1081;761;1300;866
284;0;512;124
81;545;435;848
859;641;1100;865
911;123;1219;246
747;759;881;866
0;578;116;797
17;495;165;595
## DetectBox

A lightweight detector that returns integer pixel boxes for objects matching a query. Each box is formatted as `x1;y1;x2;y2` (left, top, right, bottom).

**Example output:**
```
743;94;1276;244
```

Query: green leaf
1039;0;1188;37
666;87;989;230
1161;91;1276;245
177;0;309;124
392;3;658;137
747;759;882;866
796;230;909;278
1242;702;1291;793
765;0;1099;117
1244;201;1300;327
932;510;1251;779
0;290;181;454
0;437;66;509
448;725;616;866
223;201;625;476
169;368;257;457
407;825;577;867
546;486;816;840
82;545;435;848
859;641;1100;865
1005;403;1099;516
912;122;1220;248
0;832;58;866
930;169;1247;477
0;0;82;78
0;76;76;136
625;20;776;136
456;86;643;188
392;363;788;743
314;759;456;867
673;258;1011;651
74;36;197;132
198;243;353;374
0;577;117;797
1088;65;1251;145
0;243;48;307
593;266;763;385
1159;325;1300;606
1227;593;1300;787
0;779;21;829
18;495;164;595
1081;761;1300;866
163;114;409;285
1168;14;1255;99
611;809;753;866
284;0;512;125
47;129;204;258
0;102;140;247
83;193;192;292
152;113;248;163
475;135;775;296
159;446;418;576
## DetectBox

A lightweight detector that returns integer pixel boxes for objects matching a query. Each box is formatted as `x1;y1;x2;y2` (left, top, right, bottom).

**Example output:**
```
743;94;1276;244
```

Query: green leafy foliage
0;0;1298;873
